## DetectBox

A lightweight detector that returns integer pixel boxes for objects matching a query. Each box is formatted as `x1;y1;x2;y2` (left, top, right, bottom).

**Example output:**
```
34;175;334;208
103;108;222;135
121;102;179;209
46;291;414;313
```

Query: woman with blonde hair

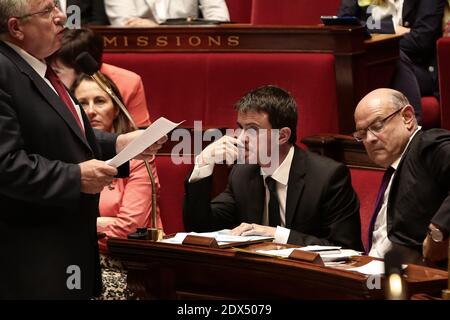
72;73;163;299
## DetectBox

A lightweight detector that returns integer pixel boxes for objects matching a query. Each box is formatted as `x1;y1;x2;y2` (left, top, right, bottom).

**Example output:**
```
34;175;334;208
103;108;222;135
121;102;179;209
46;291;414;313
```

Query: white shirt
4;41;84;130
369;126;421;258
105;0;230;26
370;0;405;33
261;145;295;244
189;145;295;244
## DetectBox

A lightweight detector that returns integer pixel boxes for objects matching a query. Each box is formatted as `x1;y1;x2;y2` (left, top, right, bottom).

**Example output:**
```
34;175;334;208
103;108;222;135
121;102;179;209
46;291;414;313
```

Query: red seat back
103;52;341;233
155;155;232;234
251;0;341;25
226;0;252;23
103;52;340;144
349;167;383;252
421;96;441;129
154;156;192;234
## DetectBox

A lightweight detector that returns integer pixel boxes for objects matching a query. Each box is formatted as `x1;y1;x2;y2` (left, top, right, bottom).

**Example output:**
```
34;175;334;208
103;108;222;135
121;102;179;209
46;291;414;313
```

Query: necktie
45;67;84;134
265;176;280;227
367;166;395;252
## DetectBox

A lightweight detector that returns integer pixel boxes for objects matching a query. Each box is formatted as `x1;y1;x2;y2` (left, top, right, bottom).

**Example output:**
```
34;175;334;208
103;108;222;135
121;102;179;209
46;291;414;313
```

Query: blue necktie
367;166;395;252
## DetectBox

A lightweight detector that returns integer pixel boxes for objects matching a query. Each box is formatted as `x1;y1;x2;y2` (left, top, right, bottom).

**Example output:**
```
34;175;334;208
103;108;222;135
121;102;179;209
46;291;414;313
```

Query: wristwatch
427;225;449;243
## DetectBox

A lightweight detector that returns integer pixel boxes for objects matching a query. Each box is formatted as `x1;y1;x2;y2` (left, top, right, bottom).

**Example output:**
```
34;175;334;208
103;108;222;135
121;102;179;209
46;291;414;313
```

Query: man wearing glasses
0;0;165;299
354;88;449;266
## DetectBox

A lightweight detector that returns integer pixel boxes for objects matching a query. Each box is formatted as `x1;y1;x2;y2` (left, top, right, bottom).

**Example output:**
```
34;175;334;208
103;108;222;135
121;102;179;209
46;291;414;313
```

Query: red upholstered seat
438;37;450;130
349;168;383;252
155;155;232;234
251;0;341;25
159;160;388;248
154;156;192;234
421;96;440;129
103;52;339;143
225;0;252;23
104;52;340;234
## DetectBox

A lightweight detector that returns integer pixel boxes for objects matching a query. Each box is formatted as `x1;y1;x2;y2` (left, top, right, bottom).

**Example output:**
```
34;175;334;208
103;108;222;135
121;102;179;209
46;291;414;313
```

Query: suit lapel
285;146;306;227
387;130;422;213
0;42;91;151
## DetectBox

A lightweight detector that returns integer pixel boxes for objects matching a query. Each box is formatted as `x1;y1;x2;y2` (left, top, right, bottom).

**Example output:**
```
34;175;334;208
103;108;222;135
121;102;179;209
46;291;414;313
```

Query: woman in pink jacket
72;73;163;299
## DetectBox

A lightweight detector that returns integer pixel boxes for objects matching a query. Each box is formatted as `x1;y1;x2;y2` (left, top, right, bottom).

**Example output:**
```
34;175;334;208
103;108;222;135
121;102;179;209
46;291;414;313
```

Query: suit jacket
183;146;364;251
387;129;450;252
338;0;446;65
0;41;127;299
101;63;151;127
67;0;110;25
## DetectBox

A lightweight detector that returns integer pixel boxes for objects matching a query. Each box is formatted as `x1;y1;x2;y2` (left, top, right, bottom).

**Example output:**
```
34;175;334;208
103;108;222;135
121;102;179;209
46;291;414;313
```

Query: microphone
75;52;162;241
384;247;407;300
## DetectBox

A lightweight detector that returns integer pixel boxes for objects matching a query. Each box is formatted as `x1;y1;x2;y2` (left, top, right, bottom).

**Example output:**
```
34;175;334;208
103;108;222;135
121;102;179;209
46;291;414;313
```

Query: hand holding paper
109;117;183;167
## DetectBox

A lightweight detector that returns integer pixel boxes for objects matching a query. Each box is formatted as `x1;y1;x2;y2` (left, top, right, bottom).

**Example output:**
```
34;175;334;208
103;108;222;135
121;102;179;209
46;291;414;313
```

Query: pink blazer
97;159;162;252
101;63;151;127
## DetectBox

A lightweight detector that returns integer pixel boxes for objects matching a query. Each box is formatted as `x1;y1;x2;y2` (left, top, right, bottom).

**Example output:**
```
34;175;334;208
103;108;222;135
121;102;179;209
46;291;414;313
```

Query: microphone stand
91;73;163;241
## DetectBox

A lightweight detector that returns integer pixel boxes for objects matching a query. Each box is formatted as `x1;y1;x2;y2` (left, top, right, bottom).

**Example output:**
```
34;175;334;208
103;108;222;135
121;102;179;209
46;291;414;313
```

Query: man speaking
0;0;165;299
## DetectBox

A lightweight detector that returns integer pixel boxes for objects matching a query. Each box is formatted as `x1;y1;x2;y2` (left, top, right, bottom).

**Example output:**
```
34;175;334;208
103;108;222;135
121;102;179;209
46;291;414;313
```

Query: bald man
354;88;449;266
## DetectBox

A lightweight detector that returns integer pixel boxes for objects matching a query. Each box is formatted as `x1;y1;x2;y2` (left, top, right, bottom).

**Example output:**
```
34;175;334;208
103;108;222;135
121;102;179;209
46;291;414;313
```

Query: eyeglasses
353;108;403;142
15;0;60;20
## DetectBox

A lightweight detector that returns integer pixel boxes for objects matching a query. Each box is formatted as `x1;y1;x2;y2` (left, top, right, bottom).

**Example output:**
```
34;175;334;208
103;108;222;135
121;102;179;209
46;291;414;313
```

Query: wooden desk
301;133;381;169
108;239;447;300
92;25;401;134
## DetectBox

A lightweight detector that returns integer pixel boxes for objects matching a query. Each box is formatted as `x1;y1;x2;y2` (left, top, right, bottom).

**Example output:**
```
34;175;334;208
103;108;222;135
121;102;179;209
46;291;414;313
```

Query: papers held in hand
159;230;274;248
106;117;184;168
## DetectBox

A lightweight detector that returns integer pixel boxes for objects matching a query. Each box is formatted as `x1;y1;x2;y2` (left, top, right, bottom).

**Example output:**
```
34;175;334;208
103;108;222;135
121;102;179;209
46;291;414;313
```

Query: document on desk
159;230;273;247
348;261;408;275
255;246;361;262
106;117;184;167
348;260;385;275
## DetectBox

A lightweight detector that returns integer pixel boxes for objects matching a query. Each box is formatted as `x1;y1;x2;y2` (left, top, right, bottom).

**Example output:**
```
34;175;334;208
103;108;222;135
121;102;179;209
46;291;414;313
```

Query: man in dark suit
66;0;109;25
354;88;449;265
339;0;446;122
183;86;364;251
0;0;164;299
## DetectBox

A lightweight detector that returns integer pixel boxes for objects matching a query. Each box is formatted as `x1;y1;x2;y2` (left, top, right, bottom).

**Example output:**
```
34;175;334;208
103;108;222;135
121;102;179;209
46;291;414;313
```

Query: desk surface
108;239;447;300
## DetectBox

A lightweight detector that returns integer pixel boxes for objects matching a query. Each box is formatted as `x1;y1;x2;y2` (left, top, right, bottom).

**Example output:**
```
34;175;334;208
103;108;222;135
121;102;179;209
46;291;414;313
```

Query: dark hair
235;85;298;144
50;28;103;73
71;73;133;134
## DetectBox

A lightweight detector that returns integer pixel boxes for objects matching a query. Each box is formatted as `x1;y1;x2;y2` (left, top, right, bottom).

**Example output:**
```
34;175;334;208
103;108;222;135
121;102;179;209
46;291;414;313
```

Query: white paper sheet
299;245;342;251
348;260;385;275
255;248;361;261
348;261;409;275
159;230;273;246
106;117;183;167
299;245;342;255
